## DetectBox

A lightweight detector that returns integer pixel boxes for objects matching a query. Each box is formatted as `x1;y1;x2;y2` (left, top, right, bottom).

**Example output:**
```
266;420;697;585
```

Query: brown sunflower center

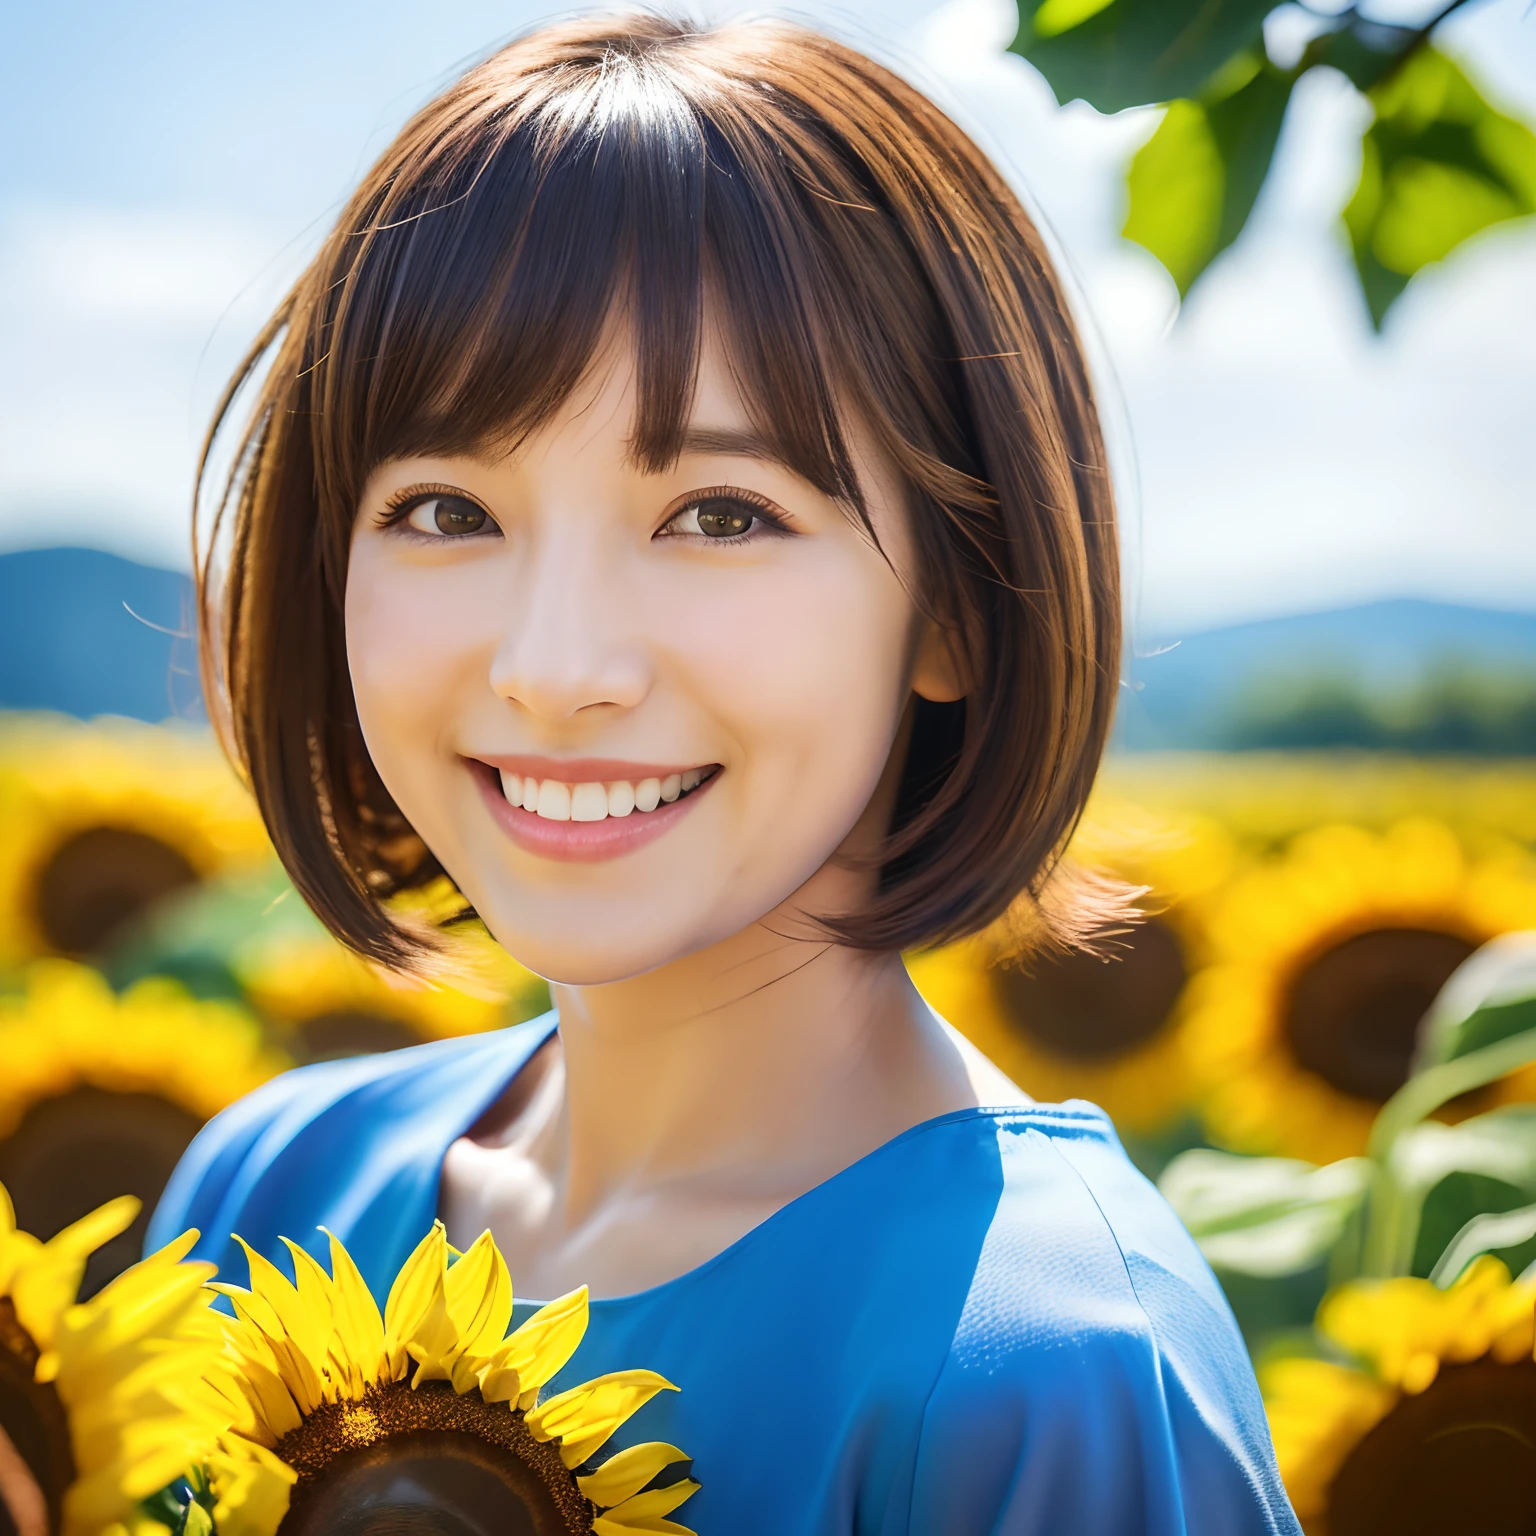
1329;1356;1536;1536
289;1012;421;1064
0;1087;202;1300
0;1299;73;1536
1284;927;1476;1103
277;1382;593;1536
992;917;1187;1062
34;826;197;956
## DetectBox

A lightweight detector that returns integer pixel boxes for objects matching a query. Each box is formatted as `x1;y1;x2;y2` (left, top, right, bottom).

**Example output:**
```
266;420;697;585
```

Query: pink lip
465;758;718;864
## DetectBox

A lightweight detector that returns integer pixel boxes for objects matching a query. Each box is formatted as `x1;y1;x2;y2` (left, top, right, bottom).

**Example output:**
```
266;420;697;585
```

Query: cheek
343;546;486;773
656;547;914;824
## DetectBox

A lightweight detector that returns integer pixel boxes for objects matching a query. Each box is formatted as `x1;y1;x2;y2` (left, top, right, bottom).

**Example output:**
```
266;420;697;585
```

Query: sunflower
1263;1256;1536;1534
907;796;1234;1131
200;1222;698;1536
1182;818;1536;1164
233;881;549;1062
0;961;290;1297
1;1181;226;1536
0;718;270;967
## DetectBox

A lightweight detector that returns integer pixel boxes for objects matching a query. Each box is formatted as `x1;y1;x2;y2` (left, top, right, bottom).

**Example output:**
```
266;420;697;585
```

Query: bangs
308;39;900;526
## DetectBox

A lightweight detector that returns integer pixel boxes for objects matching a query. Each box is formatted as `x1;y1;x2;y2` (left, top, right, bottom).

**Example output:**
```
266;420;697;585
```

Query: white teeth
504;770;711;821
570;782;608;822
535;780;572;821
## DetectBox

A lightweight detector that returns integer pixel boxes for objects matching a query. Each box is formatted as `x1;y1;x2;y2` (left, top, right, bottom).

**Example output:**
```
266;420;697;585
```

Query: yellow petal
46;1196;141;1263
235;1238;331;1372
320;1227;386;1396
209;1437;298;1536
485;1286;588;1411
578;1443;690;1507
476;1358;523;1405
384;1222;449;1379
444;1230;514;1369
0;1226;43;1297
12;1196;141;1348
597;1480;700;1529
386;1225;457;1389
279;1239;336;1329
525;1369;676;1468
591;1517;696;1536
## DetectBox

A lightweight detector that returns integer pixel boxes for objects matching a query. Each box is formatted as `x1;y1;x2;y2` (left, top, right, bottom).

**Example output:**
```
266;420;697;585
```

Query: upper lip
467;754;716;782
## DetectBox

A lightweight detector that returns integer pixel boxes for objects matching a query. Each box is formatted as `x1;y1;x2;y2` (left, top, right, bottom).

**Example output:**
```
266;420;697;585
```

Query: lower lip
469;761;717;864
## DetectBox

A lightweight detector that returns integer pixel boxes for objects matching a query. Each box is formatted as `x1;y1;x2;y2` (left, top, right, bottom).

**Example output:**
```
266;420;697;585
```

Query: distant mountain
0;547;202;722
1117;599;1536;752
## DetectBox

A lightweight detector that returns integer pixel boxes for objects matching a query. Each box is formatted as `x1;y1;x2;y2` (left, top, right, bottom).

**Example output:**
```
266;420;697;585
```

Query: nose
487;525;652;722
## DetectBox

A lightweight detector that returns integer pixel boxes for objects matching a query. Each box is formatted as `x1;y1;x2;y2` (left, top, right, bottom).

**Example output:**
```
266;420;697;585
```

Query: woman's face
346;331;958;984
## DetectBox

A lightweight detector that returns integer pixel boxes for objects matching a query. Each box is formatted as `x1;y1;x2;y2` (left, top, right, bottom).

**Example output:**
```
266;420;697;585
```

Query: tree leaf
1159;1148;1370;1277
1343;46;1536;328
1124;62;1295;293
1011;0;1275;115
1417;932;1536;1069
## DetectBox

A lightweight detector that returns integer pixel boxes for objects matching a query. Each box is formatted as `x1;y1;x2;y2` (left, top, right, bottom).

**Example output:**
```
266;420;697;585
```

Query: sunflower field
909;750;1536;1532
7;710;1536;1531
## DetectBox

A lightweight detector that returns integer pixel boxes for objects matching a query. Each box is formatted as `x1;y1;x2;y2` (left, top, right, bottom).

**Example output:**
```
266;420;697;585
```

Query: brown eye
405;494;491;537
684;497;758;538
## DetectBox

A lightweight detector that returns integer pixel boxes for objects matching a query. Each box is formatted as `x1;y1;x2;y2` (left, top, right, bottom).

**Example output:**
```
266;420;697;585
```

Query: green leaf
1425;1190;1536;1285
1371;1105;1536;1276
1124;63;1295;293
1412;1171;1532;1277
1123;100;1221;292
1344;47;1536;328
1010;0;1275;115
1159;1149;1370;1277
1416;932;1536;1069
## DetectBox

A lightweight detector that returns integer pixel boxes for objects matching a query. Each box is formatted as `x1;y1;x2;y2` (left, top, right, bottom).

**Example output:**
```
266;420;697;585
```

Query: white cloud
0;207;303;568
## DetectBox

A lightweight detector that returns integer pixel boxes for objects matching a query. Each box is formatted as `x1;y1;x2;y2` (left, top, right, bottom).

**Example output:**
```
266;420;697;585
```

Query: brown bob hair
198;13;1122;968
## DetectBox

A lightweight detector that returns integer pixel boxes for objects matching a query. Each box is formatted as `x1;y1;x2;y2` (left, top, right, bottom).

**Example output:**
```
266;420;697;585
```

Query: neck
547;872;978;1223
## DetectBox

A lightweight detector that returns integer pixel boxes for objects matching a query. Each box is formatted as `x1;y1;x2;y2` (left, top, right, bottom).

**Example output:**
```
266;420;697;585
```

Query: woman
153;16;1299;1533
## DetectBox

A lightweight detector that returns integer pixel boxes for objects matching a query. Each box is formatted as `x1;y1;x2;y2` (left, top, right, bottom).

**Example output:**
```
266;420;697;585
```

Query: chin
473;903;733;989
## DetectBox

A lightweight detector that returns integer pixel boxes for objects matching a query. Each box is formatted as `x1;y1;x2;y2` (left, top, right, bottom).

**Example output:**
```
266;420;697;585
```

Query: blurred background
3;0;1536;1517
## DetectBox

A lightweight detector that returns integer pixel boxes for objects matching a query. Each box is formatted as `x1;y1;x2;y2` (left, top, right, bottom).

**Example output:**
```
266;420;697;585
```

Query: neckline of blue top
440;1012;1115;1309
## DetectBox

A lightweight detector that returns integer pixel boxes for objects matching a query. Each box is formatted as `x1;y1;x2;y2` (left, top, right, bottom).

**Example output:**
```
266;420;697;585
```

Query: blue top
150;1014;1299;1535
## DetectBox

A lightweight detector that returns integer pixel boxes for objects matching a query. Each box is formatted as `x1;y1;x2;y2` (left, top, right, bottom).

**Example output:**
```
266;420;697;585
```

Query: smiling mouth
491;766;719;822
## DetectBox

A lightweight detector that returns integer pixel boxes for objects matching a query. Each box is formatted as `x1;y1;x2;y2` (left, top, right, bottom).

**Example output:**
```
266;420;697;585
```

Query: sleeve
905;1124;1301;1536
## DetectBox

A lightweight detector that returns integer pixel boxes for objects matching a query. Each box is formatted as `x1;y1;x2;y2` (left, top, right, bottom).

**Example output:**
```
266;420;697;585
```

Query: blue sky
4;0;1534;637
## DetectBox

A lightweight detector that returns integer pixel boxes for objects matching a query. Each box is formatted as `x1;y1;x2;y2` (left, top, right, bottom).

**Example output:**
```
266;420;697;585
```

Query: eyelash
375;483;794;545
377;483;500;542
656;486;791;545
